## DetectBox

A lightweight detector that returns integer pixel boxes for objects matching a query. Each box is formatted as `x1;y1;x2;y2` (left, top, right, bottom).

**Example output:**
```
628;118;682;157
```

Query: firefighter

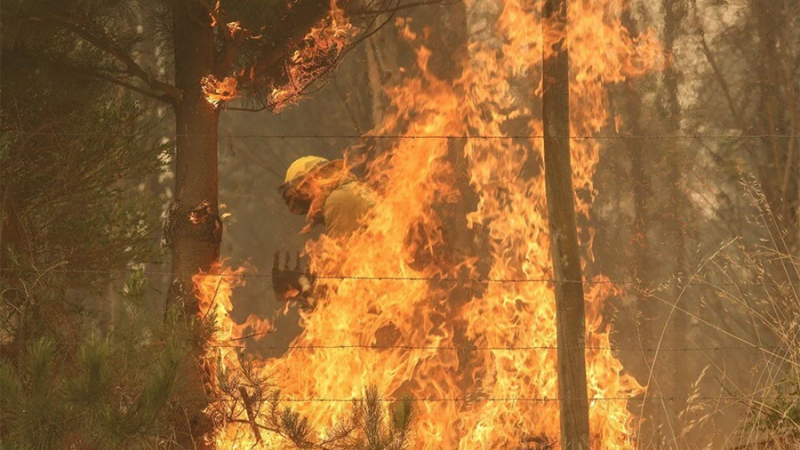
271;156;374;307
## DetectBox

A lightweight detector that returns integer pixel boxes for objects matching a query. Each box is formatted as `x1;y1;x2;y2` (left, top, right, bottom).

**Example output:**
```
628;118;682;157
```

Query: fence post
541;0;592;448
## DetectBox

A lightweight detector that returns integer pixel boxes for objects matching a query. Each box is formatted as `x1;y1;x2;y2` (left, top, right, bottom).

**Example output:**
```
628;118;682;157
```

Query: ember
201;75;240;107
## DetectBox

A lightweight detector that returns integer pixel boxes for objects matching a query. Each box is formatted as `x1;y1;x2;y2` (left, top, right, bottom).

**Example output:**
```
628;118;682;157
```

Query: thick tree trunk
170;1;221;312
169;2;220;448
542;0;591;447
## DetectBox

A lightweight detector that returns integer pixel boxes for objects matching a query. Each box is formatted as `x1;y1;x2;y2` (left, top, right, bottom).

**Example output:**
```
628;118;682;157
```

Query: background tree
0;13;164;357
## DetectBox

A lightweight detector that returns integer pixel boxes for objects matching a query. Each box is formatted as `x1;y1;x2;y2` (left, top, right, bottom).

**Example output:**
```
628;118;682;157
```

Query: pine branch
239;386;263;444
27;15;181;102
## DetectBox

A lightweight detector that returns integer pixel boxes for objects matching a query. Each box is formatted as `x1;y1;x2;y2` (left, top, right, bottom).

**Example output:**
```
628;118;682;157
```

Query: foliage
699;179;800;446
1;1;167;348
754;378;800;441
0;271;198;450
0;17;165;284
212;355;416;450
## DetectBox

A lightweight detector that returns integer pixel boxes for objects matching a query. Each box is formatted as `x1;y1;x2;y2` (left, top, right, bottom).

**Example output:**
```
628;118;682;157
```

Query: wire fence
2;267;796;288
211;342;783;352
10;132;800;139
260;395;760;403
4;131;797;415
4;265;796;360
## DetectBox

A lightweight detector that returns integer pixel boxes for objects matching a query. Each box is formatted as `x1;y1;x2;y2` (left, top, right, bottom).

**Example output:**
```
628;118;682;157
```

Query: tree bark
169;2;220;448
542;0;591;448
170;1;222;311
0;186;8;267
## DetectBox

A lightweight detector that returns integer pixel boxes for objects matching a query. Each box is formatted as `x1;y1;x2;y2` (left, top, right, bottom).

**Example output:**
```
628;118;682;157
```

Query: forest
1;0;798;449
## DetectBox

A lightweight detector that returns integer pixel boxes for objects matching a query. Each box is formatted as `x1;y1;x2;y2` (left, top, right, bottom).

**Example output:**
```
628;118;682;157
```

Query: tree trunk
0;186;9;267
542;0;591;447
365;39;386;129
170;1;221;312
661;0;690;442
752;0;798;251
169;2;220;448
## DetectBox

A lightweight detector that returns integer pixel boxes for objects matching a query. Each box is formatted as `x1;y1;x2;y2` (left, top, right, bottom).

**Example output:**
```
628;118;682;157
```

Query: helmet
280;156;331;216
284;156;329;184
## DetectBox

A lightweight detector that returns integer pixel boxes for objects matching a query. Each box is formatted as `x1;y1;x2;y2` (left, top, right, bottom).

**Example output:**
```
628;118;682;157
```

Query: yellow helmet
284;156;329;184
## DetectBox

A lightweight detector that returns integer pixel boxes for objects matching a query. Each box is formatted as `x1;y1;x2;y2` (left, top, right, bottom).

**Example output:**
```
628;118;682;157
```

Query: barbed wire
212;342;784;352
2;267;795;288
263;395;758;403
9;132;800;139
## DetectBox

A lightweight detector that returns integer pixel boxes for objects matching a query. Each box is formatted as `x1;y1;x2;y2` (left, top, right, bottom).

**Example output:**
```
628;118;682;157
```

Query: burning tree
0;0;420;446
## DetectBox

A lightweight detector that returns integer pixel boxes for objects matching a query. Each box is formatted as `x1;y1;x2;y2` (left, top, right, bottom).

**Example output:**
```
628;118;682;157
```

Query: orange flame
201;75;240;107
193;262;272;392
227;21;243;38
211;0;663;448
270;0;354;111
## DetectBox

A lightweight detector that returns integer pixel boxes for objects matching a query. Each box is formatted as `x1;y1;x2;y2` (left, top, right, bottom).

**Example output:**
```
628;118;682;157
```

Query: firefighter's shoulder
323;182;374;237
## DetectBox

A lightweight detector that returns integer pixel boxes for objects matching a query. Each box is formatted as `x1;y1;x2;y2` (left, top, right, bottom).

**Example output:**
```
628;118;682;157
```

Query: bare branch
698;33;744;130
78;68;174;103
353;0;459;17
30;15;182;102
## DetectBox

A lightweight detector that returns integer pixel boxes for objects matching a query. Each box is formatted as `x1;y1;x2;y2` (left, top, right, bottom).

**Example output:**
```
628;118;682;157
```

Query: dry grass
631;176;798;450
663;176;799;450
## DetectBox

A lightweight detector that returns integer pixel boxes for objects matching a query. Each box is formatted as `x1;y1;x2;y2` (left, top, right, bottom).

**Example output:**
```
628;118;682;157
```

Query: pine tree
0;271;196;450
1;8;165;360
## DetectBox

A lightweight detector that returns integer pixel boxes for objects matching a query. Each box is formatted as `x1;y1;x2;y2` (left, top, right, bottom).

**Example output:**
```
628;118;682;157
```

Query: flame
209;0;221;27
193;262;272;394
201;75;240;107
270;0;354;111
227;21;242;37
210;0;662;447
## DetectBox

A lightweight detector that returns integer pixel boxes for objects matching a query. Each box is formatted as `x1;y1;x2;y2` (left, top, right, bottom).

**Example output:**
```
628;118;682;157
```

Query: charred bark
542;0;591;447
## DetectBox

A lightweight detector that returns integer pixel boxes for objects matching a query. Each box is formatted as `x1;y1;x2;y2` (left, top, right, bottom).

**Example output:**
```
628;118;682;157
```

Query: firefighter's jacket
321;180;374;237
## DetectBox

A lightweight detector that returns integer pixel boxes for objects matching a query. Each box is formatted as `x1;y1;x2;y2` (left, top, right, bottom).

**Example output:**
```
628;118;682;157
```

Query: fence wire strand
5;267;793;353
10;132;800;139
211;342;783;352
245;395;759;403
2;267;795;288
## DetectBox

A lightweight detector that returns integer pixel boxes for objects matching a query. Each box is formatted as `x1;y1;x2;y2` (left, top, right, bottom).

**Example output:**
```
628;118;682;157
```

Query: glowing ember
209;0;663;448
209;0;221;27
201;75;240;107
227;21;242;37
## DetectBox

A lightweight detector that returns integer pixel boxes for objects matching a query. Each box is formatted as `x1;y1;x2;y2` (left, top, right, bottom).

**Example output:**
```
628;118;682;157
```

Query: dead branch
238;387;263;444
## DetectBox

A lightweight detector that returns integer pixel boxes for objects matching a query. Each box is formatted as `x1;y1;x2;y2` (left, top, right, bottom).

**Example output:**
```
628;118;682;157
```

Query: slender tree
660;0;691;440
